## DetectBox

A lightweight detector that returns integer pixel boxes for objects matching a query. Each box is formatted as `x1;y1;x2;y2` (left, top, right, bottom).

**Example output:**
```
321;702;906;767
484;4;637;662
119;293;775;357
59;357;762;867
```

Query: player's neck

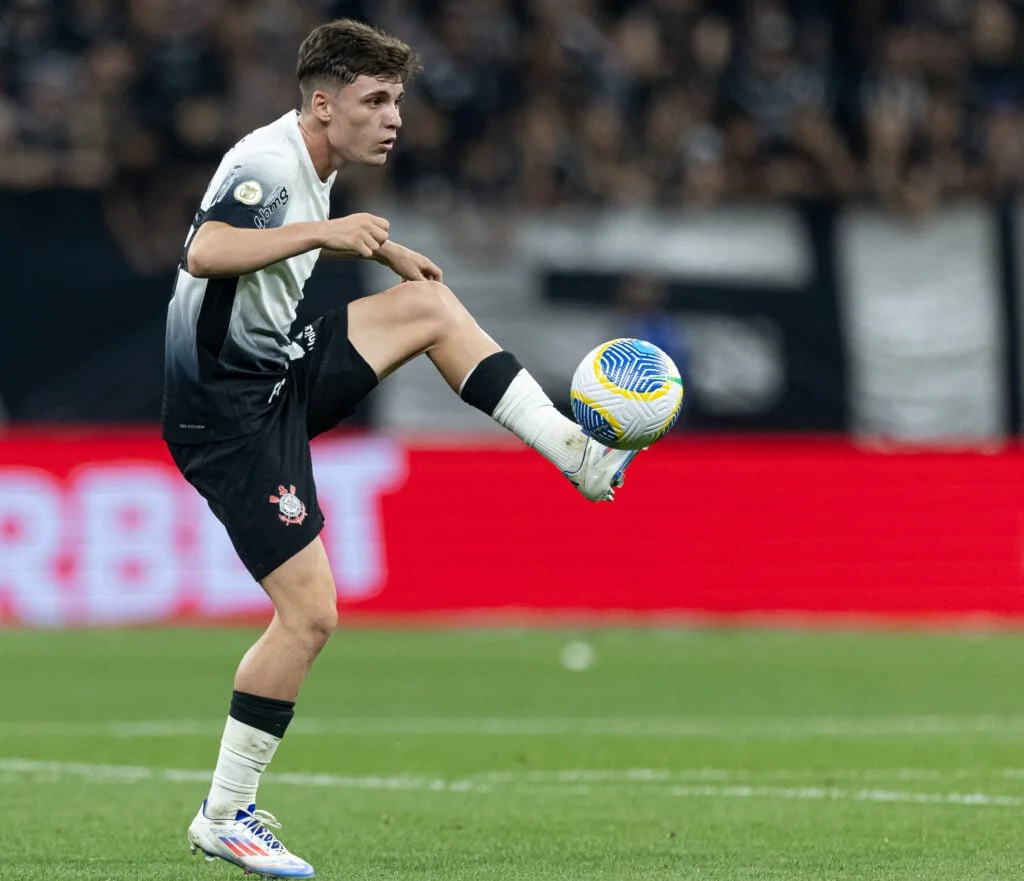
296;113;343;181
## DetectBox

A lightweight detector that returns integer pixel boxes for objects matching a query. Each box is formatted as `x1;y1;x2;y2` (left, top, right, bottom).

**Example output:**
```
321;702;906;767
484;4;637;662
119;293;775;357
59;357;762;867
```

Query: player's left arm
321;239;442;282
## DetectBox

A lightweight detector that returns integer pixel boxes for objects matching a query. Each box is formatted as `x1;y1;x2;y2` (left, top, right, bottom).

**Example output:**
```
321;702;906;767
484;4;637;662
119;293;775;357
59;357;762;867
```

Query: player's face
326;76;404;167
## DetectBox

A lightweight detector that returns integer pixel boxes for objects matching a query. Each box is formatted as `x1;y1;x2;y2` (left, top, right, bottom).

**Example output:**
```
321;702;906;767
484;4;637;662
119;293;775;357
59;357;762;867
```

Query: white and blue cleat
188;800;314;878
562;431;643;502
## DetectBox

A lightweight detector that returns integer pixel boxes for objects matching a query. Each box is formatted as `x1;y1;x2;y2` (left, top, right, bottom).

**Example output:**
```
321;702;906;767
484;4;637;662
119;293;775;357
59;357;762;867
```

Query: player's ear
310;89;332;123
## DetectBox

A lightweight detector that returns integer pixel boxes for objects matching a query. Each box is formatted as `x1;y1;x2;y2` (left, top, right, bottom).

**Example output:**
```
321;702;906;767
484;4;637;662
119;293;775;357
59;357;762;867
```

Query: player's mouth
379;138;396;152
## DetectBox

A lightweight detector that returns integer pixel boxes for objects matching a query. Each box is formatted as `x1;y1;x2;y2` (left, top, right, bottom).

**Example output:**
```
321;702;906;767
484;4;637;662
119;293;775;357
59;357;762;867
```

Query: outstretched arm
186;214;390;278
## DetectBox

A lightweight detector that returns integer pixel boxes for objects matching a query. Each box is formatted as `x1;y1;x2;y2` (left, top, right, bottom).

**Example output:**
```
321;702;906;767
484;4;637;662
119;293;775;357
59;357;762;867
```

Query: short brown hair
297;19;421;108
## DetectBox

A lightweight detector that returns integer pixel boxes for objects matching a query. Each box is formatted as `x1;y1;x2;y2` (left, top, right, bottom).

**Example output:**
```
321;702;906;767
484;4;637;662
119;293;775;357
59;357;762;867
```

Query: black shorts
167;307;378;581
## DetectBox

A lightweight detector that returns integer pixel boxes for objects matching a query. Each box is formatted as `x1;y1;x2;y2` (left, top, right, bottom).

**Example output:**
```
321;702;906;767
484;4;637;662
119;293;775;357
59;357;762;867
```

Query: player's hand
318;213;390;258
373;241;443;282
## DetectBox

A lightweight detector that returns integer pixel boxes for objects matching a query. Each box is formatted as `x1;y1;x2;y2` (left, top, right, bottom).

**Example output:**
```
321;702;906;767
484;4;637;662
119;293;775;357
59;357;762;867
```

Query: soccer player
164;18;640;878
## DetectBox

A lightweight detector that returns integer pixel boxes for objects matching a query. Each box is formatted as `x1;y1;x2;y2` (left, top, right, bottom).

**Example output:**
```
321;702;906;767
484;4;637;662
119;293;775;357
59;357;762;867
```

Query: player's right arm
186;214;390;279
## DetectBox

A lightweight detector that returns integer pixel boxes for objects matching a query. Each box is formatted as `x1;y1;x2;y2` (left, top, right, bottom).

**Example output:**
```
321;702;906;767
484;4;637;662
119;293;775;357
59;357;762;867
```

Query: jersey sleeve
201;151;294;231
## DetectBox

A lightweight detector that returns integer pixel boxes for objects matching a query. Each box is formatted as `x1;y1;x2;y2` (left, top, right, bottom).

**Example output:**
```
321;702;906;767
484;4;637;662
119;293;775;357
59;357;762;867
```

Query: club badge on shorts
269;484;307;525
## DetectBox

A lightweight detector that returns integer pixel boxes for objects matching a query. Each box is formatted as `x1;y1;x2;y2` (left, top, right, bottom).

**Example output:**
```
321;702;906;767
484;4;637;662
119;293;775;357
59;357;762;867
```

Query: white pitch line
669;785;1024;808
2;760;1021;809
0;760;487;792
5;714;1024;739
477;768;953;783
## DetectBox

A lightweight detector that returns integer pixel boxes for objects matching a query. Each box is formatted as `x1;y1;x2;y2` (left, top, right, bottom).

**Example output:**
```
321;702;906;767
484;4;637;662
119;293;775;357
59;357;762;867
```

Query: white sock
205;716;281;819
489;370;588;472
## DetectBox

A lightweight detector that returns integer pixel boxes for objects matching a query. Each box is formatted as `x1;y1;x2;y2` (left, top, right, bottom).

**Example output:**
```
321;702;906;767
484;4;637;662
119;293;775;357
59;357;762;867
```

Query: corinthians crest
268;484;307;525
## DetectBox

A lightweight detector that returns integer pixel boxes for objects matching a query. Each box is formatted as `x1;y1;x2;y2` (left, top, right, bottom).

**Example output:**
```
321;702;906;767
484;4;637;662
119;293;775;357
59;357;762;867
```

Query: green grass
4;628;1024;879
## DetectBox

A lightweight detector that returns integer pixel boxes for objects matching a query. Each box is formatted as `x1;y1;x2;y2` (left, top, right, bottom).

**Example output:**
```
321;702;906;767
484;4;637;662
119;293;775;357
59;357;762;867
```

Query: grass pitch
4;627;1024;880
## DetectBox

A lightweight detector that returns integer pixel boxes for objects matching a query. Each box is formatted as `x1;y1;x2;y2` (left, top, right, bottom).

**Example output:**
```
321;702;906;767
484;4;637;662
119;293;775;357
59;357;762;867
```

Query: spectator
0;0;1021;272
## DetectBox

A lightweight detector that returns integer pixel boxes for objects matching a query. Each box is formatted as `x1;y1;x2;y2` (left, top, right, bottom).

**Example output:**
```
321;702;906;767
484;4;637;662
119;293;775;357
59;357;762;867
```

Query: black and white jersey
162;111;337;444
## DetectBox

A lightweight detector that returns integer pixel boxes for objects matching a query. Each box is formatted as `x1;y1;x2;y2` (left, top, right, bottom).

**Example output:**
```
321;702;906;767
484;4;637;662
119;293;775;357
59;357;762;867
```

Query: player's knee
304;603;338;646
405;280;469;331
287;600;337;650
269;560;338;646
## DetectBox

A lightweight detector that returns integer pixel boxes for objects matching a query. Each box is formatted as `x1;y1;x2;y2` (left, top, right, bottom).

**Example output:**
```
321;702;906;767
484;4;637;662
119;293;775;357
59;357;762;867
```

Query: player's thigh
259;536;338;632
346;280;463;380
294;309;379;438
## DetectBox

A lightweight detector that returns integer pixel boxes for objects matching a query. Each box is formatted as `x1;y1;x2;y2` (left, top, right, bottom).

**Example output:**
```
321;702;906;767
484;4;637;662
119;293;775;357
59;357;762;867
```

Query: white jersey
162;111;337;444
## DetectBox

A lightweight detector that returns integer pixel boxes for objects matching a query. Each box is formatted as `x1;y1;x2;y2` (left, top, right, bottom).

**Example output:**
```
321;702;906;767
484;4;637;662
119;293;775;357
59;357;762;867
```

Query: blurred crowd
1;0;1022;270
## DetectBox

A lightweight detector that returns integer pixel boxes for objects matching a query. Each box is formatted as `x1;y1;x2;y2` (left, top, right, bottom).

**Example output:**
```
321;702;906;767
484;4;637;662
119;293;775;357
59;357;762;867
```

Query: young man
164;18;640;879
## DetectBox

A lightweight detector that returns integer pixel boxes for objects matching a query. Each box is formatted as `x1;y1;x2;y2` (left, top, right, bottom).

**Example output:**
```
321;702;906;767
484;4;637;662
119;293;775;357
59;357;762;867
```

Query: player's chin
364;149;390;166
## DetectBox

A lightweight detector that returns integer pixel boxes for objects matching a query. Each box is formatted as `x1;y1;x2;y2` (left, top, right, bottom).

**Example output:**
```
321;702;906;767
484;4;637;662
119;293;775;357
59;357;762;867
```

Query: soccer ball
570;338;684;450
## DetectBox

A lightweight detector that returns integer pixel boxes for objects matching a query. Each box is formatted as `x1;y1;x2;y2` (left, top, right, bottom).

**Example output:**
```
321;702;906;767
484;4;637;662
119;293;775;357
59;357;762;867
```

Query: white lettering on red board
0;438;407;626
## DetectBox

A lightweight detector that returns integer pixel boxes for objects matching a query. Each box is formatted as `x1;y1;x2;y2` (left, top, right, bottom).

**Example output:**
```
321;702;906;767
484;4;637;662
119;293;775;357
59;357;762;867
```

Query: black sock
460;351;523;415
229;690;295;739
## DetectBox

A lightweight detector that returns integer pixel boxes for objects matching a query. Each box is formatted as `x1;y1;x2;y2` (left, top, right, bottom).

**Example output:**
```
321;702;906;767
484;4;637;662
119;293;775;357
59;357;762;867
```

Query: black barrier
3;192;1021;435
544;203;849;432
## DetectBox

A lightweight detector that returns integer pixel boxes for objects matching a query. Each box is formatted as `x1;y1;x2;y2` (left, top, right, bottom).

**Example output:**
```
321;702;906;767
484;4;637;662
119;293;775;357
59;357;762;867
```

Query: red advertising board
2;429;1024;626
